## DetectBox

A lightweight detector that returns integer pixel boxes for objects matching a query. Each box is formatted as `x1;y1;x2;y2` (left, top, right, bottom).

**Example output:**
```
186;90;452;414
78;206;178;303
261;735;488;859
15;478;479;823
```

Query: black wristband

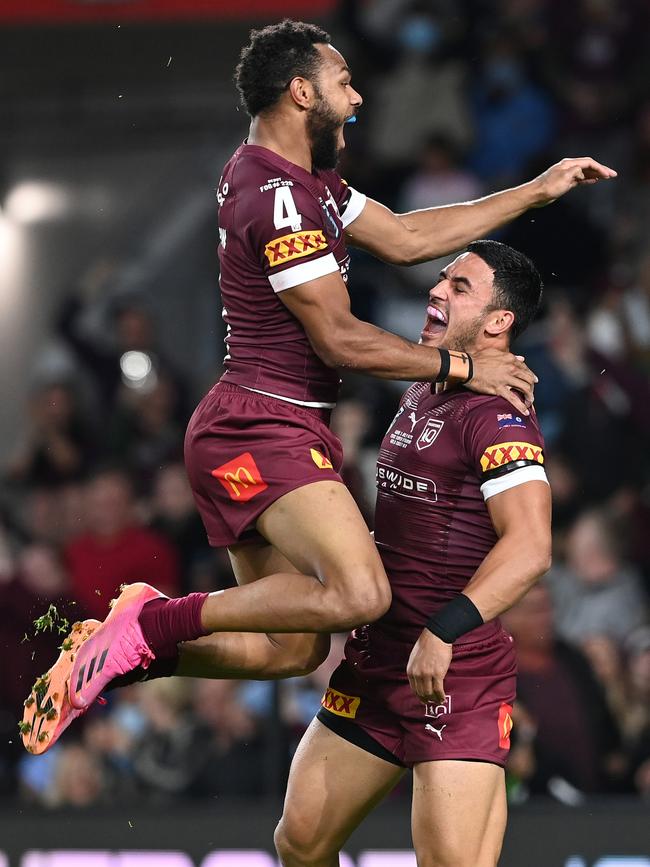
464;354;474;384
434;348;450;383
426;594;484;643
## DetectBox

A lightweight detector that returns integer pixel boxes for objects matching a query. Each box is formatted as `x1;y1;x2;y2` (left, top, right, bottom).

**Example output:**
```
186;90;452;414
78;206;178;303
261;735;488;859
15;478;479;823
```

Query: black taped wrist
426;595;484;644
433;349;450;383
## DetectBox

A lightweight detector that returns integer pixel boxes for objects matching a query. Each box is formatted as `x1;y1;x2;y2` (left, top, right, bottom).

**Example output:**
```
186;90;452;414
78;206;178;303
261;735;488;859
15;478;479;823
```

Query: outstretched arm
407;480;552;702
346;157;617;265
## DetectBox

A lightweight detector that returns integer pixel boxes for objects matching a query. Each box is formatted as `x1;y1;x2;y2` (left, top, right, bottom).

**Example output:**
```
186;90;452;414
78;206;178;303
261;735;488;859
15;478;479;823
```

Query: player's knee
325;567;391;629
275;634;331;678
275;815;336;865
346;572;392;623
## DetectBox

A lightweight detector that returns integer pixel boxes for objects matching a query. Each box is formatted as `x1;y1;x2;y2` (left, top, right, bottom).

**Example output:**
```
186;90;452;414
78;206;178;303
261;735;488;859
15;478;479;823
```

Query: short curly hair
235;19;331;118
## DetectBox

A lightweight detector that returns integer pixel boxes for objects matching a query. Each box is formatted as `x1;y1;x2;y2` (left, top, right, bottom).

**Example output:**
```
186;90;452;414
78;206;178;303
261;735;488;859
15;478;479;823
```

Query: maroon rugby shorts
317;624;516;768
184;382;344;548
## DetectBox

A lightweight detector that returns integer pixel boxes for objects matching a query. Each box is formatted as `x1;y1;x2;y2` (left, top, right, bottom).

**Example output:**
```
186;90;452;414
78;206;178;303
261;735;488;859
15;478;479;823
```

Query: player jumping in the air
22;20;613;754
274;240;551;867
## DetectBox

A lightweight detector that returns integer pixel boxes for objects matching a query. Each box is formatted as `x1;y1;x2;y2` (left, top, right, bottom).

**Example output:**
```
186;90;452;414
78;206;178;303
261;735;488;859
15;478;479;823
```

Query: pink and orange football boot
68;582;166;710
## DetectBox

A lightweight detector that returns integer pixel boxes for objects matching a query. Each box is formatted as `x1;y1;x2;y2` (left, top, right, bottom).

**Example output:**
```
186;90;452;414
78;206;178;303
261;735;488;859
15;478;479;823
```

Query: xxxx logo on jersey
264;230;327;266
321;687;360;718
211;452;268;502
480;441;544;473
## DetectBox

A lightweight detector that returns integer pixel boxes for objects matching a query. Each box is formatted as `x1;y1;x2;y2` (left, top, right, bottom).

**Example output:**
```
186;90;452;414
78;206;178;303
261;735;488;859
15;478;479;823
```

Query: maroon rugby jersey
216;143;366;406
371;382;547;649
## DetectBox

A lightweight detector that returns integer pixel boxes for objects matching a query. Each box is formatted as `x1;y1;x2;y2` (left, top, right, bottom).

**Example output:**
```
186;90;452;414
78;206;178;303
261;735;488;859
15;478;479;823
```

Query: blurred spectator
397;134;483;290
542;453;582;542
63;468;180;618
547;0;644;137
16;482;87;548
546;509;648;647
468;35;555;185
57;274;191;425
331;399;375;524
149;462;226;594
586;254;650;370
0;543;73;714
621;627;650;797
5;380;95;488
526;295;650;501
503;583;623;795
51;743;106;808
105;375;184;493
580;635;628;723
368;3;472;164
132;679;206;803
0;543;73;797
399;134;483;212
190;680;269;797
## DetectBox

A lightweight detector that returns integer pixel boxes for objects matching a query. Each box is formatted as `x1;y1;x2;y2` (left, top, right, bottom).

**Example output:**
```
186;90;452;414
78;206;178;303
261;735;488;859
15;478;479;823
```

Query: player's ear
484;308;515;338
288;76;316;110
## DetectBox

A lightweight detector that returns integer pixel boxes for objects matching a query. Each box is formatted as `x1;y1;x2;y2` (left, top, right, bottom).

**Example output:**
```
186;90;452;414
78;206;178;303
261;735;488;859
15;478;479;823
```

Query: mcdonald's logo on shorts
321;687;360;719
211;452;268;502
498;702;513;750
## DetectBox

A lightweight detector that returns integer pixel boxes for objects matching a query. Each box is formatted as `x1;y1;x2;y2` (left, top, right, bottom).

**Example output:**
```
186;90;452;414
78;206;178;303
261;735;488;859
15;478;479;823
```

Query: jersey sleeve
247;179;340;294
462;401;548;502
329;174;367;229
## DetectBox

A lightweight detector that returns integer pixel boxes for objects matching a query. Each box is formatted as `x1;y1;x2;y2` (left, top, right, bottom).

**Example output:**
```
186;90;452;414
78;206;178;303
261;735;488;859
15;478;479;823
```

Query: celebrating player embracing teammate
21;20;615;756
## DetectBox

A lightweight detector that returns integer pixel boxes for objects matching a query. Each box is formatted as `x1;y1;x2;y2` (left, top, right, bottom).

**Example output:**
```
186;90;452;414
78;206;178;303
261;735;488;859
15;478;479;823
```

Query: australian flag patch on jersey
497;413;527;429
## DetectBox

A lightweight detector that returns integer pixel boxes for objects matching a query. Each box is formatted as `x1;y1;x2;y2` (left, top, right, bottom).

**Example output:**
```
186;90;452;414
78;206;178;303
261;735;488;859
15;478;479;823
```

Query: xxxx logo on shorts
321;687;360;719
211;452;268;502
480;442;544;473
310;448;333;470
498;703;514;750
264;230;328;267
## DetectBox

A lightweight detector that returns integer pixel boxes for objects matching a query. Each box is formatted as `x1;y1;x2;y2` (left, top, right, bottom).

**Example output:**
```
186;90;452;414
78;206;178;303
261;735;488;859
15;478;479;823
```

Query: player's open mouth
421;304;448;342
427;305;448;329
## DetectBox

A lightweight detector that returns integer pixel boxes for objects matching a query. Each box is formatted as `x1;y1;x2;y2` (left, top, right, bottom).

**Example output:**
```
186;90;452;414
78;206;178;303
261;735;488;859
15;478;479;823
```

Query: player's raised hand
466;348;536;417
531;157;617;206
407;628;452;704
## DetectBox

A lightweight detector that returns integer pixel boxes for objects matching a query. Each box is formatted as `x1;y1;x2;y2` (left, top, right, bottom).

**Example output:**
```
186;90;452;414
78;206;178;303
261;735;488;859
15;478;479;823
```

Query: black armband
433;348;451;383
426;594;484;643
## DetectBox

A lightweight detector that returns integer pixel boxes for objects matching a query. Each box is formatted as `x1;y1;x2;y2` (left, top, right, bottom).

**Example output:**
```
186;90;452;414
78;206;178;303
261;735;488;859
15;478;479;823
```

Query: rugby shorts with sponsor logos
184;382;344;547
317;621;517;768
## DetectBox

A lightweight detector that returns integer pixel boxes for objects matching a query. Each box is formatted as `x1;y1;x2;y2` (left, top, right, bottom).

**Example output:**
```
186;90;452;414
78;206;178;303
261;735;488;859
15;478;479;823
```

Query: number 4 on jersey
273;187;302;232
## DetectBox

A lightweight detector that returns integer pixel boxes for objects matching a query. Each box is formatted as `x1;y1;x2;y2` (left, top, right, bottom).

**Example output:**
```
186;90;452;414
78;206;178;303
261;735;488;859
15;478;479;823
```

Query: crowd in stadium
1;0;649;808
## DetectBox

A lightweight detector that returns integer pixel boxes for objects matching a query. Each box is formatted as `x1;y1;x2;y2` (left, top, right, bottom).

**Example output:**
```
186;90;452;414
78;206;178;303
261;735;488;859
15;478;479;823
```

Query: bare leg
275;719;404;866
411;760;507;867
196;481;391;634
176;540;330;679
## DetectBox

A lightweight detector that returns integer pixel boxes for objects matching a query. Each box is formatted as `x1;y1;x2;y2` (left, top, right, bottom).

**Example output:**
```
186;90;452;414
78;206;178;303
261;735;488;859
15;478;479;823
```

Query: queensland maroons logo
416;418;444;451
